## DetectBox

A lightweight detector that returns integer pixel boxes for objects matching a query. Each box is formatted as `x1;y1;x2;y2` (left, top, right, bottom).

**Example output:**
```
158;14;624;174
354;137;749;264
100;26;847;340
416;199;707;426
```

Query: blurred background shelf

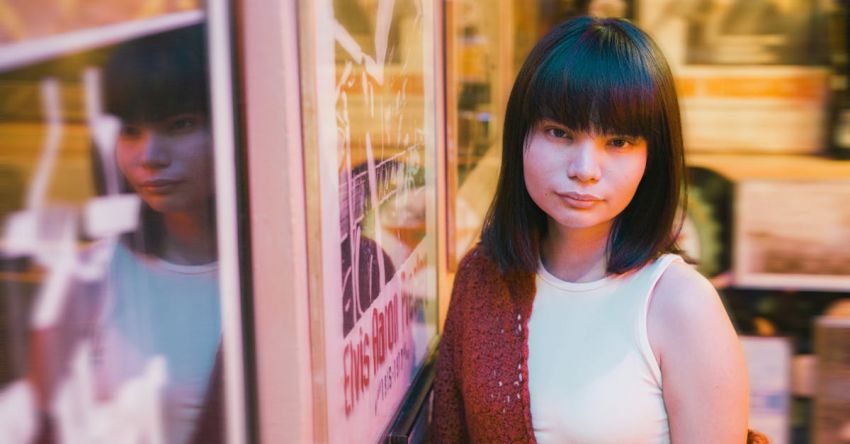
0;10;203;71
688;152;850;181
683;153;850;294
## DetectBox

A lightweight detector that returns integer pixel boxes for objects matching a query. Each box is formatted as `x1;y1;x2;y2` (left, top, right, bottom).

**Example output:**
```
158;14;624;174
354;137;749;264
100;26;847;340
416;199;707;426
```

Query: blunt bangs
524;21;663;139
103;25;209;122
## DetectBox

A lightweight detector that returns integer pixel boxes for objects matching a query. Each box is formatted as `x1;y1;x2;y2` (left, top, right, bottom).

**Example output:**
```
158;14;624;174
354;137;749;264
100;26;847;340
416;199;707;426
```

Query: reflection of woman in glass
94;25;222;444
105;26;216;265
27;25;220;444
433;17;764;443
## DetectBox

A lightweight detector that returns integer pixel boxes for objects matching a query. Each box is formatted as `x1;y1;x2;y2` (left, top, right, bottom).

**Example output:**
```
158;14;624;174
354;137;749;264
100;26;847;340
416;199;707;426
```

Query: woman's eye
167;115;201;133
170;119;194;132
119;125;143;139
608;138;630;148
546;127;571;140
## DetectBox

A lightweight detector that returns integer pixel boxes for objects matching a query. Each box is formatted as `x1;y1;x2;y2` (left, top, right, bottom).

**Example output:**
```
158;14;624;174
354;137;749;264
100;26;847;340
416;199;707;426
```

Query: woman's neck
158;209;217;265
541;221;611;283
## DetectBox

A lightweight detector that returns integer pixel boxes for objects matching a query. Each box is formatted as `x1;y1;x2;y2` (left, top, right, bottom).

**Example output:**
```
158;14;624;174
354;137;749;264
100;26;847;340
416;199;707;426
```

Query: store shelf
0;10;204;71
688;152;850;181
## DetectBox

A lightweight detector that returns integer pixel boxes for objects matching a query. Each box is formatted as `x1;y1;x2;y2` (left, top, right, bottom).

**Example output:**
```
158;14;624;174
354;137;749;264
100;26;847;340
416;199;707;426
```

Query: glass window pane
0;1;202;44
300;0;440;440
0;23;225;444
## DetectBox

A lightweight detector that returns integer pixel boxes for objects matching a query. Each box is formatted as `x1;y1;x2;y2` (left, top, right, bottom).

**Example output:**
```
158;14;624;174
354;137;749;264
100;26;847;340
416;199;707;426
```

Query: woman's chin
143;196;191;214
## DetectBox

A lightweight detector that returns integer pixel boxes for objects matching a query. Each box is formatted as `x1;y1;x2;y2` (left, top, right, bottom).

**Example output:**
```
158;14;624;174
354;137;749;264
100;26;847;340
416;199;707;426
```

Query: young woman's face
523;120;648;234
116;113;214;214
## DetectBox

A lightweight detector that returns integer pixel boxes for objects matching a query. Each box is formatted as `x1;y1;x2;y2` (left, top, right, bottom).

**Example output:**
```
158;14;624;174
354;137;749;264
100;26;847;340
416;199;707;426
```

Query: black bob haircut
99;24;213;255
103;24;209;122
480;16;685;274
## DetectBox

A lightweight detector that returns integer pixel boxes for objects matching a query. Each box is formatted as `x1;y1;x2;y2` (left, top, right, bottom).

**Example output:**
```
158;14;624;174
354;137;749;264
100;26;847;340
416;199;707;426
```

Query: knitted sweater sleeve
432;253;475;443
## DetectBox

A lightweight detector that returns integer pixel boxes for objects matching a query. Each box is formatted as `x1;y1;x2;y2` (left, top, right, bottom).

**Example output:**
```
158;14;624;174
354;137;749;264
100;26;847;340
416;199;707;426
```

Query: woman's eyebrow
538;119;570;128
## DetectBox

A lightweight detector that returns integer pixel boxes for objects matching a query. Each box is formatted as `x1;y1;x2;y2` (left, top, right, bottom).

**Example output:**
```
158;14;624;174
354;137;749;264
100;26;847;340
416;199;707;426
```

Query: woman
433;17;761;443
27;25;221;444
96;25;222;444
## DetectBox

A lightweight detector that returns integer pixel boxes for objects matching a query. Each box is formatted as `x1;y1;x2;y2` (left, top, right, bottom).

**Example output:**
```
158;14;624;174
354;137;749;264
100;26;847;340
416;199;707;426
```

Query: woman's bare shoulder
650;259;722;324
648;261;749;443
647;258;742;376
647;259;738;364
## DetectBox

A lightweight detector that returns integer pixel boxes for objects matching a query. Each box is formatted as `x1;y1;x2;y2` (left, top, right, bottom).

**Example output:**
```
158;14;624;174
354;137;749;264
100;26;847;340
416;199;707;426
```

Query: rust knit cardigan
432;245;768;444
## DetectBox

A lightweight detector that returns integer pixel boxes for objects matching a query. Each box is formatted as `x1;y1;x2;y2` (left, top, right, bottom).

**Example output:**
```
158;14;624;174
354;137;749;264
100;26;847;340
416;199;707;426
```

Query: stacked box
814;317;850;443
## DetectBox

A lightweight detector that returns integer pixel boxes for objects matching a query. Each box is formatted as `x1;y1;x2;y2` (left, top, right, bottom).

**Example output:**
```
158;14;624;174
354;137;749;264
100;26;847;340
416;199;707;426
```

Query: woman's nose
567;139;601;183
140;131;171;168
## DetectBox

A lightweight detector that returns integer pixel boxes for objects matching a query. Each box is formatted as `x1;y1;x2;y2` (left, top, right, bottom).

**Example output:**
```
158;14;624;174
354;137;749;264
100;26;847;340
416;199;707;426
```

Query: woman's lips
557;191;602;209
139;179;182;194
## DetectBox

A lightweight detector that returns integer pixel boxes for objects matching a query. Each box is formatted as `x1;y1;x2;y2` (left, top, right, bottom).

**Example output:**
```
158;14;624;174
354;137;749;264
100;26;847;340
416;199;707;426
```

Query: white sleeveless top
95;242;221;444
528;254;682;444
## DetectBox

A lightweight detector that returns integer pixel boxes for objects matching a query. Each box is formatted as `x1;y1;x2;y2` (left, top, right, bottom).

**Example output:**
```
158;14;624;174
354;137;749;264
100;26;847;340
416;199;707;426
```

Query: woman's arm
648;261;749;443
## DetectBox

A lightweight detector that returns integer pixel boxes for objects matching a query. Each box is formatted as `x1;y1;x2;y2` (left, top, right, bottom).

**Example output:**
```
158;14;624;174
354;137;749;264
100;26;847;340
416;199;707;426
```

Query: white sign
734;179;850;291
740;336;792;444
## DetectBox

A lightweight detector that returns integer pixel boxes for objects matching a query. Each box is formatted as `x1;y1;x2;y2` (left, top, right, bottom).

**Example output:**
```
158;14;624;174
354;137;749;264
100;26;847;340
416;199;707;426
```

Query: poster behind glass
0;22;227;443
308;0;438;441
